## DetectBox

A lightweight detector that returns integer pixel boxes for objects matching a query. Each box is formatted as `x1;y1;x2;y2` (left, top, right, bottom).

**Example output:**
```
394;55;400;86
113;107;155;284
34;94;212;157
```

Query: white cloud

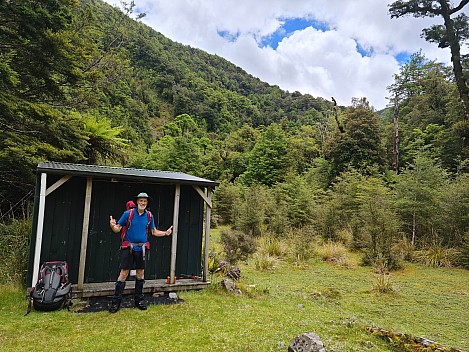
102;0;464;109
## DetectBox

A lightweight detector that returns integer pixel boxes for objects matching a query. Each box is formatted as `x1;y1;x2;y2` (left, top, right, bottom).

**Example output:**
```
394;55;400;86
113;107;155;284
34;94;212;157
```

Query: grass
1;229;468;351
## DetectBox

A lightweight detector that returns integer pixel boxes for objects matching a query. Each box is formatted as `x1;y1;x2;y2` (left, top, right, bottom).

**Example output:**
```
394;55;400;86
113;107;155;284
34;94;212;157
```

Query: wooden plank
170;184;181;284
77;177;93;290
203;187;213;282
192;184;212;208
31;172;47;287
72;278;210;298
45;175;71;196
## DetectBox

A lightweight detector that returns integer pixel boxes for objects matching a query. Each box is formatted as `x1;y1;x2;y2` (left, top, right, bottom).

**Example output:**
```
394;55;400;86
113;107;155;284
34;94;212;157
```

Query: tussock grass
415;247;459;268
372;273;395;293
1;229;468;351
316;241;355;268
253;252;281;271
257;236;287;258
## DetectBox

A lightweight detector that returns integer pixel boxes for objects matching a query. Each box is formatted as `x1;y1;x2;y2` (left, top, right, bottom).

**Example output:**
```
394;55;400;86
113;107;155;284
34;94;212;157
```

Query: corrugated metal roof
37;162;219;187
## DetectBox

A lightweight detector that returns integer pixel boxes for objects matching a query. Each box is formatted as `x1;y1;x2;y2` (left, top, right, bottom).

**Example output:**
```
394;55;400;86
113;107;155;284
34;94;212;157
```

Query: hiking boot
109;281;125;313
134;278;147;310
135;299;147;310
109;301;121;313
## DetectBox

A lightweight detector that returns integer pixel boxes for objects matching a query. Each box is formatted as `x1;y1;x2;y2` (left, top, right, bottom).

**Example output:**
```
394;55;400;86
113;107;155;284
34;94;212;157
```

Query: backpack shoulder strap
146;210;152;228
121;208;134;240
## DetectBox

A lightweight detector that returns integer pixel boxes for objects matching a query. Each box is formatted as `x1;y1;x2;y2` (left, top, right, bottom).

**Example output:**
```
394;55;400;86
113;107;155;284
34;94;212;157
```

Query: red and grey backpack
120;207;152;252
26;261;72;315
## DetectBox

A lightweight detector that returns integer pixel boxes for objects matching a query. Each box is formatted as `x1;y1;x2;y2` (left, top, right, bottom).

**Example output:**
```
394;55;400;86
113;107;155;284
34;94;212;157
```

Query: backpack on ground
26;261;72;315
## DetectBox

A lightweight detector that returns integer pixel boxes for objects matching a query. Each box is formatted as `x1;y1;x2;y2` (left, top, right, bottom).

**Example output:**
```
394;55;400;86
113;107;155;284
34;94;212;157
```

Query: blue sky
258;18;330;49
219;17;413;65
103;0;459;109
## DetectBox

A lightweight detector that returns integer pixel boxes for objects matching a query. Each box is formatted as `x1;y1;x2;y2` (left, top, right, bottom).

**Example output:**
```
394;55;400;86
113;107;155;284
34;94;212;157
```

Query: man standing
109;192;173;313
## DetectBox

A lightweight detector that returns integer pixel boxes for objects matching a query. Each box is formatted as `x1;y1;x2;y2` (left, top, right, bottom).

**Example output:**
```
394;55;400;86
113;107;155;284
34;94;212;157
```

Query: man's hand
110;215;116;227
110;216;121;233
166;225;174;236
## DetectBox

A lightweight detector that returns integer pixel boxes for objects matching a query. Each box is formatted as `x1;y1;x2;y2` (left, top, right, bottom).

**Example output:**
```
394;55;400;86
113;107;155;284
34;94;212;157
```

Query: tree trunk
438;0;469;121
331;97;345;133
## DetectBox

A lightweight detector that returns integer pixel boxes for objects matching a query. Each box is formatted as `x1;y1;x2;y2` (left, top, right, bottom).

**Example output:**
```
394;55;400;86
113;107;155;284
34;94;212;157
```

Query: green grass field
1;255;468;351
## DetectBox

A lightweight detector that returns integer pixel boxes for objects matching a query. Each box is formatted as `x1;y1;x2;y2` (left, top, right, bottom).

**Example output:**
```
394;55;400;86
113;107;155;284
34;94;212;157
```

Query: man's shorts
119;248;145;270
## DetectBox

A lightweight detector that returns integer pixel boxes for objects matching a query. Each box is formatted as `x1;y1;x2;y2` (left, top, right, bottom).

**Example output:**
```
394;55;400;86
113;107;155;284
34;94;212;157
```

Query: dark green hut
27;162;218;297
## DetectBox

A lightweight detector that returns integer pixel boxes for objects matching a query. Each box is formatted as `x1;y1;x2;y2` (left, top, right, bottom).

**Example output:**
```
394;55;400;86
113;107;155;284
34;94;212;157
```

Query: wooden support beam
78;177;93;290
31;173;47;287
192;185;212;208
46;175;71;196
170;184;181;284
203;187;213;282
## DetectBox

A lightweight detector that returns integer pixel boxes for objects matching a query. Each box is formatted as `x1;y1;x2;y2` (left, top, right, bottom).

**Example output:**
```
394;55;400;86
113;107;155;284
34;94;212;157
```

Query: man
109;192;173;313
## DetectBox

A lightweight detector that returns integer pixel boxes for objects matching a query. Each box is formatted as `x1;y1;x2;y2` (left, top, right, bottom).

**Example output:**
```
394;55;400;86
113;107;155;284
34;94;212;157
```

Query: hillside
0;0;335;214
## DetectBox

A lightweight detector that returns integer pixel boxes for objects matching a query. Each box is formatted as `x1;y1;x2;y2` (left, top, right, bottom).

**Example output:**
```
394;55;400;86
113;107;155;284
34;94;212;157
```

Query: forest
0;0;468;283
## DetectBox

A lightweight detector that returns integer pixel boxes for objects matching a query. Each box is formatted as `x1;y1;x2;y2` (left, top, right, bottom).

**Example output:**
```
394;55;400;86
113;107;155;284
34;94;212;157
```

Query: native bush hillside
1;0;468;273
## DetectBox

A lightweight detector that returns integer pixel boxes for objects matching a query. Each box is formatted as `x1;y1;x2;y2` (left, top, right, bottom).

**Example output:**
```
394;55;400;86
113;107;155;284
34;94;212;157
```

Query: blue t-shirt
117;209;156;251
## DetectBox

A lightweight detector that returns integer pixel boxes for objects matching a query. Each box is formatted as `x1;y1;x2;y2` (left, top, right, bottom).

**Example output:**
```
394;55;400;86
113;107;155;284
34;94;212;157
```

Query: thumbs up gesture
110;215;116;227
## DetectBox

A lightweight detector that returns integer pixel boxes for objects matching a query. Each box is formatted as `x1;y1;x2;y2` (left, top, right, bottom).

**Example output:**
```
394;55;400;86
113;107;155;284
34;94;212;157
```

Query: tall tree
388;52;465;171
241;124;289;186
389;0;469;121
325;101;387;178
394;152;447;246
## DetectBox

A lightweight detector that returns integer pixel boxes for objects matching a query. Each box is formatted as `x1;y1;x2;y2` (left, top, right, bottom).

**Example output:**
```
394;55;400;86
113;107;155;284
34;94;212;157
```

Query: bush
0;218;31;285
415;247;459;268
318;241;348;264
256;236;286;257
233;184;270;237
392;236;415;261
362;250;401;271
286;227;316;267
220;229;256;264
372;273;395;293
254;252;280;271
456;236;469;269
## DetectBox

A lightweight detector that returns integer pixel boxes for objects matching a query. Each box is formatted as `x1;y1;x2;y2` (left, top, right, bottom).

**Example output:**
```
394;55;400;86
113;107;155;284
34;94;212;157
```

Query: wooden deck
72;278;210;298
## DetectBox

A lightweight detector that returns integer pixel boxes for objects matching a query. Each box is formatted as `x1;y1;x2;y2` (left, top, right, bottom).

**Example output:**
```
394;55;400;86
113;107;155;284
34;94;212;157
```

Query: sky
102;0;467;110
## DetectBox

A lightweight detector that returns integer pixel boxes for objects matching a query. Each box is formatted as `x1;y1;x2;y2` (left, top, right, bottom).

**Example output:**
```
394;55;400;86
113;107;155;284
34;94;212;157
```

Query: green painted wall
28;175;204;285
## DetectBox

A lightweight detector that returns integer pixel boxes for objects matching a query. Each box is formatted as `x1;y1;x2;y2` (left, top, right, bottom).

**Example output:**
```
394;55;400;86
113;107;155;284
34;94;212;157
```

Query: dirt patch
74;292;183;313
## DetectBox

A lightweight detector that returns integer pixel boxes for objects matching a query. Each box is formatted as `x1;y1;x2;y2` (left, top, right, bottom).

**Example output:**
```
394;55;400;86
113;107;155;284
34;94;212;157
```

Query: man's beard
138;204;146;211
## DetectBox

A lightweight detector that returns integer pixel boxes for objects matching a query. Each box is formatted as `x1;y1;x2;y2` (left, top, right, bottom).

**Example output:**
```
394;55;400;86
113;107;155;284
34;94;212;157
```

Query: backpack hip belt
129;242;148;260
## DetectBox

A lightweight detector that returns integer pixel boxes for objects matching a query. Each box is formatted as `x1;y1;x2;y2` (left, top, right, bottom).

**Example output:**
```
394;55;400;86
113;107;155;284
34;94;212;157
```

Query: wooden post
31;172;47;287
203;187;213;282
170;184;181;284
78;177;93;290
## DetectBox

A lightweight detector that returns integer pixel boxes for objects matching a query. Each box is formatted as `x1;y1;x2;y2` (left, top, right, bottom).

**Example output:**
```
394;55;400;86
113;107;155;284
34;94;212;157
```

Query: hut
27;162;218;297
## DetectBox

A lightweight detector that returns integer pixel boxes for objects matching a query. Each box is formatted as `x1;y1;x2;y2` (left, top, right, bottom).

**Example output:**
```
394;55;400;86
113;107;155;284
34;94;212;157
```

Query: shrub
206;252;221;280
254;252;280;271
233;184;270;237
318;241;348;264
0;217;31;285
362;250;402;271
415;247;459;267
456;236;469;269
372;273;395;293
220;229;256;264
257;236;286;257
286;227;316;266
392;235;415;261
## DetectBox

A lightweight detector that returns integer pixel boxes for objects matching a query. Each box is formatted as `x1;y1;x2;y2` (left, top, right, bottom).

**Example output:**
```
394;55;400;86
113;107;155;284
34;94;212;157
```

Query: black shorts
119;248;145;270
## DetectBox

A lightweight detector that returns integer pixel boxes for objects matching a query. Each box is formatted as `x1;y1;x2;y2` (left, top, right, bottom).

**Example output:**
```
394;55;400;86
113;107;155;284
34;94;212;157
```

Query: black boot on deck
109;281;126;313
134;279;147;310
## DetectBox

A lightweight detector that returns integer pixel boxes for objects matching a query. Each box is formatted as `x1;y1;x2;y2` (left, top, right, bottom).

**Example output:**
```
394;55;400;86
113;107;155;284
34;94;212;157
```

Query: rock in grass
288;332;326;352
